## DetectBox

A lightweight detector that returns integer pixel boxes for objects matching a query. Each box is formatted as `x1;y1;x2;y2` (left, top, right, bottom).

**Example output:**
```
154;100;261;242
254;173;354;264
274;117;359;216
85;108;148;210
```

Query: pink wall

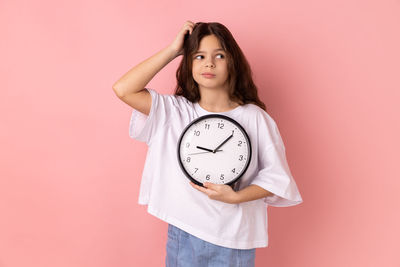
1;0;399;266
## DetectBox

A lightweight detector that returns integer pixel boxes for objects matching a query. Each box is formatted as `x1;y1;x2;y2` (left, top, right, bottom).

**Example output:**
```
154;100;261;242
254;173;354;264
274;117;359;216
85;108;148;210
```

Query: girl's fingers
184;21;195;33
190;182;216;197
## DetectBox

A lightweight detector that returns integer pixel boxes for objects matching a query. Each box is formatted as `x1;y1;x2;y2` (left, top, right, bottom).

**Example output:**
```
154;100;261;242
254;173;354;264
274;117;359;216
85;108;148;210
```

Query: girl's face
192;35;229;92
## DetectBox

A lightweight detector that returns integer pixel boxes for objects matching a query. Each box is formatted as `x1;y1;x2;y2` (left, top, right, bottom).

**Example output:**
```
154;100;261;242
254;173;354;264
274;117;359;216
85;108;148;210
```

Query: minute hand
213;133;234;153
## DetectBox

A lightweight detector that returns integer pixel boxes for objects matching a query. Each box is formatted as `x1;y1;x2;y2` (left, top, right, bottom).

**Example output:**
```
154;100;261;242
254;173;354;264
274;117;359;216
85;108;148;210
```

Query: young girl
113;21;303;267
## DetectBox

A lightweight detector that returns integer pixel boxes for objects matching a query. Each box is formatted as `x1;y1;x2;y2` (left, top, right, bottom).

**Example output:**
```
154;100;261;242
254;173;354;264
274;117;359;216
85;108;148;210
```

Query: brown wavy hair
174;21;267;111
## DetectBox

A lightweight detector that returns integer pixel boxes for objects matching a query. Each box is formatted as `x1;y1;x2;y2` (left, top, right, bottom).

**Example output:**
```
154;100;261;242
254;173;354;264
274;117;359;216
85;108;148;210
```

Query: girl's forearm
112;44;177;97
235;185;273;204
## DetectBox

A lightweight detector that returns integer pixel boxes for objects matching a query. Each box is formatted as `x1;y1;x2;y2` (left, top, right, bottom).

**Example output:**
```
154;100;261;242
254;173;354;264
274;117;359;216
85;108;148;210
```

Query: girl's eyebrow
195;48;225;53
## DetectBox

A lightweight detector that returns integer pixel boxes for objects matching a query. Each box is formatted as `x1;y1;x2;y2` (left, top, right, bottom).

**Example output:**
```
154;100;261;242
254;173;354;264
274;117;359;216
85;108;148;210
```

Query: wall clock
177;114;251;188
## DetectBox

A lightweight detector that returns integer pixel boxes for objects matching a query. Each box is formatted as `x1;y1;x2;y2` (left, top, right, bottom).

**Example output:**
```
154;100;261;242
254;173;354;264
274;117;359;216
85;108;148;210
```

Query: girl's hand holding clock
189;181;239;204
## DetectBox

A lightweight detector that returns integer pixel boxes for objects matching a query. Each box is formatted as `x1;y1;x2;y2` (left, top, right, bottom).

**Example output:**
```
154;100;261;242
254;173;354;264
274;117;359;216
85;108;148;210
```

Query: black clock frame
177;114;252;189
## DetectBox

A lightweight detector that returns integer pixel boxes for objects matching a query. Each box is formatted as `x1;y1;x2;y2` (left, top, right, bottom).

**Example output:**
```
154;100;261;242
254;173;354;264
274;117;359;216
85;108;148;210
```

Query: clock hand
212;133;234;153
196;146;214;152
188;149;223;155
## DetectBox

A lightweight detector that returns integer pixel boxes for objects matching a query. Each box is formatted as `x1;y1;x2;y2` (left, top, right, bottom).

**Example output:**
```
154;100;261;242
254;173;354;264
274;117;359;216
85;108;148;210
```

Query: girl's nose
205;60;215;68
203;55;215;67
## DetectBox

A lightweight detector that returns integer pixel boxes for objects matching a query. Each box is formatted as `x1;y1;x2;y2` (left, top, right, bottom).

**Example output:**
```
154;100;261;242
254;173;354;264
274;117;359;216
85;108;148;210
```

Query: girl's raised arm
112;45;177;115
112;21;195;116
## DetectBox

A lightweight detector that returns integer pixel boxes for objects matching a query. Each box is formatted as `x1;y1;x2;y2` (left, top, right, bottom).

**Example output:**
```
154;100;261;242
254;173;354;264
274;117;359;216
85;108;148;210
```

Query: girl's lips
202;74;216;78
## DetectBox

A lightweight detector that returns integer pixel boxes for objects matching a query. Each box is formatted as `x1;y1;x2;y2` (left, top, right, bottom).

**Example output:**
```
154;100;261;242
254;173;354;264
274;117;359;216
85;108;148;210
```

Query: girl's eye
194;54;225;59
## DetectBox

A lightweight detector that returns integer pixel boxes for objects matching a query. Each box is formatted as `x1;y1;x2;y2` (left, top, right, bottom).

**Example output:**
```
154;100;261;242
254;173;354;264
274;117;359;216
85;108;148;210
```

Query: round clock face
177;114;252;187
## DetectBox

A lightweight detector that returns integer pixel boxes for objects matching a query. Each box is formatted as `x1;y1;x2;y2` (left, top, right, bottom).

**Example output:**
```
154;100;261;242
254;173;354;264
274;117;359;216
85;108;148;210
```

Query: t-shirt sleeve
249;110;303;207
128;88;176;146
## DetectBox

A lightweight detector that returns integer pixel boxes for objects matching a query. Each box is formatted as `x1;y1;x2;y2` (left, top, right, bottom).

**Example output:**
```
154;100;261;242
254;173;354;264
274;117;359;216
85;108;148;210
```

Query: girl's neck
198;89;239;113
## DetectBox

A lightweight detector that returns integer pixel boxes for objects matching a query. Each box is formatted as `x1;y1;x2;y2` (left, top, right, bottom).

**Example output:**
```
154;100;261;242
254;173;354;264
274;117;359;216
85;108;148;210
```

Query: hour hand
196;146;214;153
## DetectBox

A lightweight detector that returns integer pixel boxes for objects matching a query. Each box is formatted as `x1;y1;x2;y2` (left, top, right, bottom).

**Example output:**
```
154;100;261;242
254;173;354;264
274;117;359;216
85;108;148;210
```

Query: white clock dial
177;114;251;186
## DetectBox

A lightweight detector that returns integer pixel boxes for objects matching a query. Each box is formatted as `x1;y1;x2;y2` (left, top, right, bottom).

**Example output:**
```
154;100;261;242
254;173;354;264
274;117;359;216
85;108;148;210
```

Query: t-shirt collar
194;101;243;116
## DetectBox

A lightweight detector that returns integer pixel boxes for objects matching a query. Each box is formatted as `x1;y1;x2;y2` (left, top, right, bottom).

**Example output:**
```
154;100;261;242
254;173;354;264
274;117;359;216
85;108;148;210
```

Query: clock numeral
186;142;190;148
206;174;211;180
220;174;225;180
194;130;200;136
218;123;224;129
239;155;243;161
231;168;236;173
194;168;198;173
238;141;242;147
186;157;191;163
205;123;210;130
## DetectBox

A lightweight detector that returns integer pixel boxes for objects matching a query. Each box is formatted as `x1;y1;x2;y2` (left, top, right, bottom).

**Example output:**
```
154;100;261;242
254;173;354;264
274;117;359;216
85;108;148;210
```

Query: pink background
1;0;399;266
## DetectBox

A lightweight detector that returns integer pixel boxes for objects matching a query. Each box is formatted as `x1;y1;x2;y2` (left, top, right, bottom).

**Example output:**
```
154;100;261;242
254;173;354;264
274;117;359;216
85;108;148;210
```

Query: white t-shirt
129;88;303;249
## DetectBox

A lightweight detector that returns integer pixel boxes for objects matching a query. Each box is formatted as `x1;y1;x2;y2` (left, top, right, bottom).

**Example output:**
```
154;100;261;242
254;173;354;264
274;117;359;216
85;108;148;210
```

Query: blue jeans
165;224;256;267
